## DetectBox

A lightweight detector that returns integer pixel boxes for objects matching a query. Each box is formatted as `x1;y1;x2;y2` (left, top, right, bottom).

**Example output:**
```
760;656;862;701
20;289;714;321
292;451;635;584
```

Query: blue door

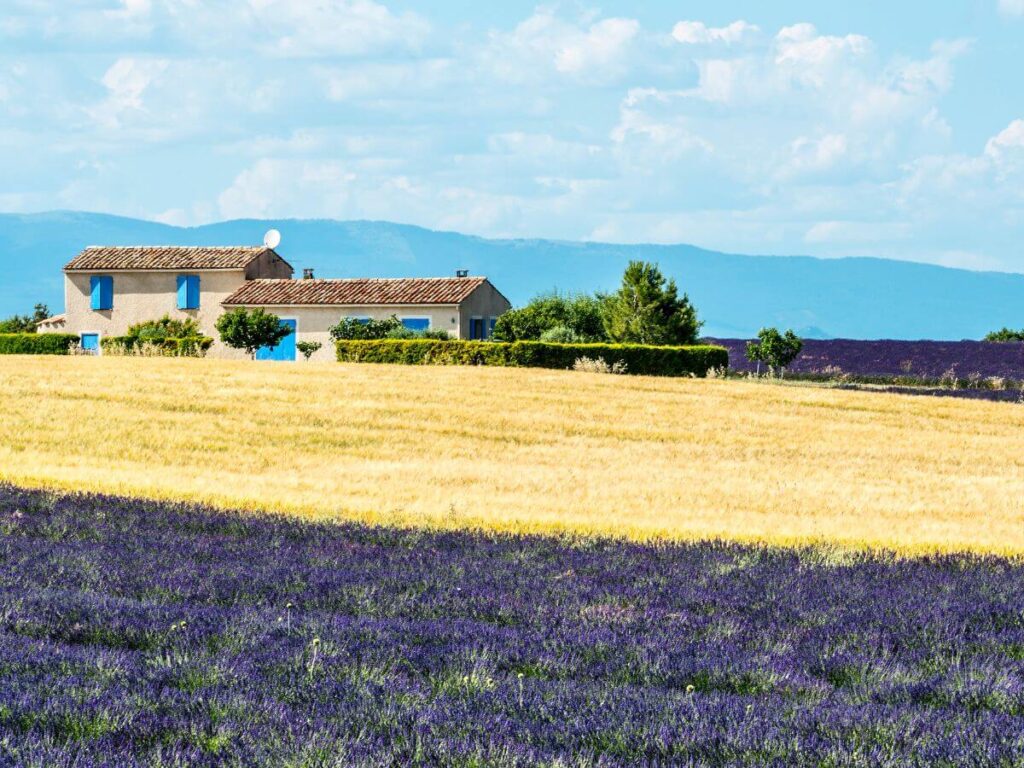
256;319;297;361
80;334;99;354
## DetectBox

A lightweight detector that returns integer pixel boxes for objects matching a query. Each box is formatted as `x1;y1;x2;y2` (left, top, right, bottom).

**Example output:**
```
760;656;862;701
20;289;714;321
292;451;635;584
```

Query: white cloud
554;18;639;74
246;0;430;58
782;134;849;178
482;11;640;83
218;159;358;219
671;20;758;45
985;119;1024;157
95;57;168;121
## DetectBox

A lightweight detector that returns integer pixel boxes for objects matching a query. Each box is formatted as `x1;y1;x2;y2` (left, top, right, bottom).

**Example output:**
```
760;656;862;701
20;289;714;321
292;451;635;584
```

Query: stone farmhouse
53;245;511;361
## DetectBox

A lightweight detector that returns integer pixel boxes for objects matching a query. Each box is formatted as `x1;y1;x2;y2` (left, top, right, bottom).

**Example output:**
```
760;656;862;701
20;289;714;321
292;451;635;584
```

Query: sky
2;0;1023;270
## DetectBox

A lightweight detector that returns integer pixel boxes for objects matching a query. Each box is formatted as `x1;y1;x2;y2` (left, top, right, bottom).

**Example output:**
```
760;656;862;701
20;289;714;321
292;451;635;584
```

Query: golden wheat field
1;355;1023;554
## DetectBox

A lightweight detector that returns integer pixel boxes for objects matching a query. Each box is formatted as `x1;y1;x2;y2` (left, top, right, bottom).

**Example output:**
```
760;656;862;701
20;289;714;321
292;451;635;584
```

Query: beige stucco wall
64;270;254;357
458;281;513;339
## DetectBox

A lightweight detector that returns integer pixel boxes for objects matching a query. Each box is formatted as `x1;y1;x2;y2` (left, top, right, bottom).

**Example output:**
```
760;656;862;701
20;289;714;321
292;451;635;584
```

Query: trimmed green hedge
0;333;79;355
101;336;214;357
335;339;728;377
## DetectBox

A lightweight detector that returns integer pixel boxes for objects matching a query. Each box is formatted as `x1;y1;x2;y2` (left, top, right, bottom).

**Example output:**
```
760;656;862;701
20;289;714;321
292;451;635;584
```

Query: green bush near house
101;336;214;357
0;333;79;355
336;339;728;377
126;315;202;342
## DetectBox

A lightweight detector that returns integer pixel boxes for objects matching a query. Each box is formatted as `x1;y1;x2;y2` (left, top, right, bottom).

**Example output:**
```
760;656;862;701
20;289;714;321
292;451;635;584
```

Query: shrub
296;341;322;361
572;356;628;374
101;336;213;357
0;333;79;355
384;326;452;341
127;315;201;342
336;339;728;377
540;325;582;344
492;293;605;342
330;316;402;341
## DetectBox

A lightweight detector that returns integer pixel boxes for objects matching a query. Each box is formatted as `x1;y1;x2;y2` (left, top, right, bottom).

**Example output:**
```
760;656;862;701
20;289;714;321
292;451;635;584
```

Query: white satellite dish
263;229;281;249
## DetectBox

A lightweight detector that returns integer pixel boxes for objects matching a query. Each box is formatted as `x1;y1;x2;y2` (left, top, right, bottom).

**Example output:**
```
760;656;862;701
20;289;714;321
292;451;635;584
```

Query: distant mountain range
2;210;1022;340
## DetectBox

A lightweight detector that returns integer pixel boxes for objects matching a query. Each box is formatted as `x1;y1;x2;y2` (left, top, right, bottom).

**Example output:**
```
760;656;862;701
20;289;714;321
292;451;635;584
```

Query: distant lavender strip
1;485;1023;766
711;338;1024;378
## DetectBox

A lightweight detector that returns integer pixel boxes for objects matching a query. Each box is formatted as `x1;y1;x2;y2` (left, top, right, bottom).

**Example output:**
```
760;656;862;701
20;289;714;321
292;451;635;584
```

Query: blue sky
2;1;1023;270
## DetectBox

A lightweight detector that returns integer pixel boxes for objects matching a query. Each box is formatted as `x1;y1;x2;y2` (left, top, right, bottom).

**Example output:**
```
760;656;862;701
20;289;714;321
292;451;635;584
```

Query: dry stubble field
1;355;1022;554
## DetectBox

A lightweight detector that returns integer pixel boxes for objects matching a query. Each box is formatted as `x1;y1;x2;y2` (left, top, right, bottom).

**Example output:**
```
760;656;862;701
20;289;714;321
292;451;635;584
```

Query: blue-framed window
90;276;113;310
177;275;200;309
80;334;100;354
347;316;371;324
487;317;497;338
469;317;484;340
401;317;430;331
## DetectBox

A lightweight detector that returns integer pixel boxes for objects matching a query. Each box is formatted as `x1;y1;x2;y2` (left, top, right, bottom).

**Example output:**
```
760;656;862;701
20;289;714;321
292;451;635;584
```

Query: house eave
220;302;462;309
64;267;249;274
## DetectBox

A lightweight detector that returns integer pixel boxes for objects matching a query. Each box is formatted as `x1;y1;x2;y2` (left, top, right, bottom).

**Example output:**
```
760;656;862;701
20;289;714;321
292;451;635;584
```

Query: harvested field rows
1;356;1023;554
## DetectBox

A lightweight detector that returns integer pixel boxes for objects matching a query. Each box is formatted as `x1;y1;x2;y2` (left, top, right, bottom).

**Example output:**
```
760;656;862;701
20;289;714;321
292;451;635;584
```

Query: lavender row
1;485;1023;766
711;338;1024;379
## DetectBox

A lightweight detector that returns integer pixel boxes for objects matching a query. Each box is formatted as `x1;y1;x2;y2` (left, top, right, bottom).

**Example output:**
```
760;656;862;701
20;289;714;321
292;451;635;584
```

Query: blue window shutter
487;317;496;338
401;318;429;331
91;276;113;310
101;276;113;309
178;275;200;309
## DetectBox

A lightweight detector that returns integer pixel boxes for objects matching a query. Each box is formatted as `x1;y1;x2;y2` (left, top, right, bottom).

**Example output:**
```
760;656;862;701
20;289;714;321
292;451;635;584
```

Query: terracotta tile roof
64;246;277;271
223;277;488;307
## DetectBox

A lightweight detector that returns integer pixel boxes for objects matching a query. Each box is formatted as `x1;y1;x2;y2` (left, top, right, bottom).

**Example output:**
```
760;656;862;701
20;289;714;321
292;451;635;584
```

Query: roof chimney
303;268;315;280
455;269;469;278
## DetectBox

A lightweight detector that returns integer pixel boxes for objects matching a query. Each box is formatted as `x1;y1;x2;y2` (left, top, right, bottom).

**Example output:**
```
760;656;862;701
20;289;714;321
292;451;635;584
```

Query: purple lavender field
712;338;1024;379
2;484;1024;766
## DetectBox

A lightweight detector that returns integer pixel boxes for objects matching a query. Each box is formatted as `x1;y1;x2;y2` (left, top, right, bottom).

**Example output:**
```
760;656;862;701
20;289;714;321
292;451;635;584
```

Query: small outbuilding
222;275;511;361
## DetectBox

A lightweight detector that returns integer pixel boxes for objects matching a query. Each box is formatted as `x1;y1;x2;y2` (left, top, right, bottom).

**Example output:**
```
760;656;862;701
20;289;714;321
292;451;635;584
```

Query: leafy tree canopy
492;293;605;342
984;328;1024;342
215;308;291;358
745;327;803;376
0;303;50;334
601;261;701;346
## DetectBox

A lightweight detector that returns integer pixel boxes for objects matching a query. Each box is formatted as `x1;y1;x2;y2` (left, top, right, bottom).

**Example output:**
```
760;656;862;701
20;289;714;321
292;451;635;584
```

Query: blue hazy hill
2;210;1022;340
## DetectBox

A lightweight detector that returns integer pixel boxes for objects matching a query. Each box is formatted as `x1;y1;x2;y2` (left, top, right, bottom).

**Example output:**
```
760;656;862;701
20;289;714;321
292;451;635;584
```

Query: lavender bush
1;484;1023;766
712;338;1024;379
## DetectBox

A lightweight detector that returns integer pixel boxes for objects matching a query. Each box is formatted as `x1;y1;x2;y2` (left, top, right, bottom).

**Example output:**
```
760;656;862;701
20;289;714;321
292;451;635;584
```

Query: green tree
492;293;605;342
601;261;701;345
984;327;1024;342
296;341;323;361
0;303;50;334
745;327;803;377
215;308;292;359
